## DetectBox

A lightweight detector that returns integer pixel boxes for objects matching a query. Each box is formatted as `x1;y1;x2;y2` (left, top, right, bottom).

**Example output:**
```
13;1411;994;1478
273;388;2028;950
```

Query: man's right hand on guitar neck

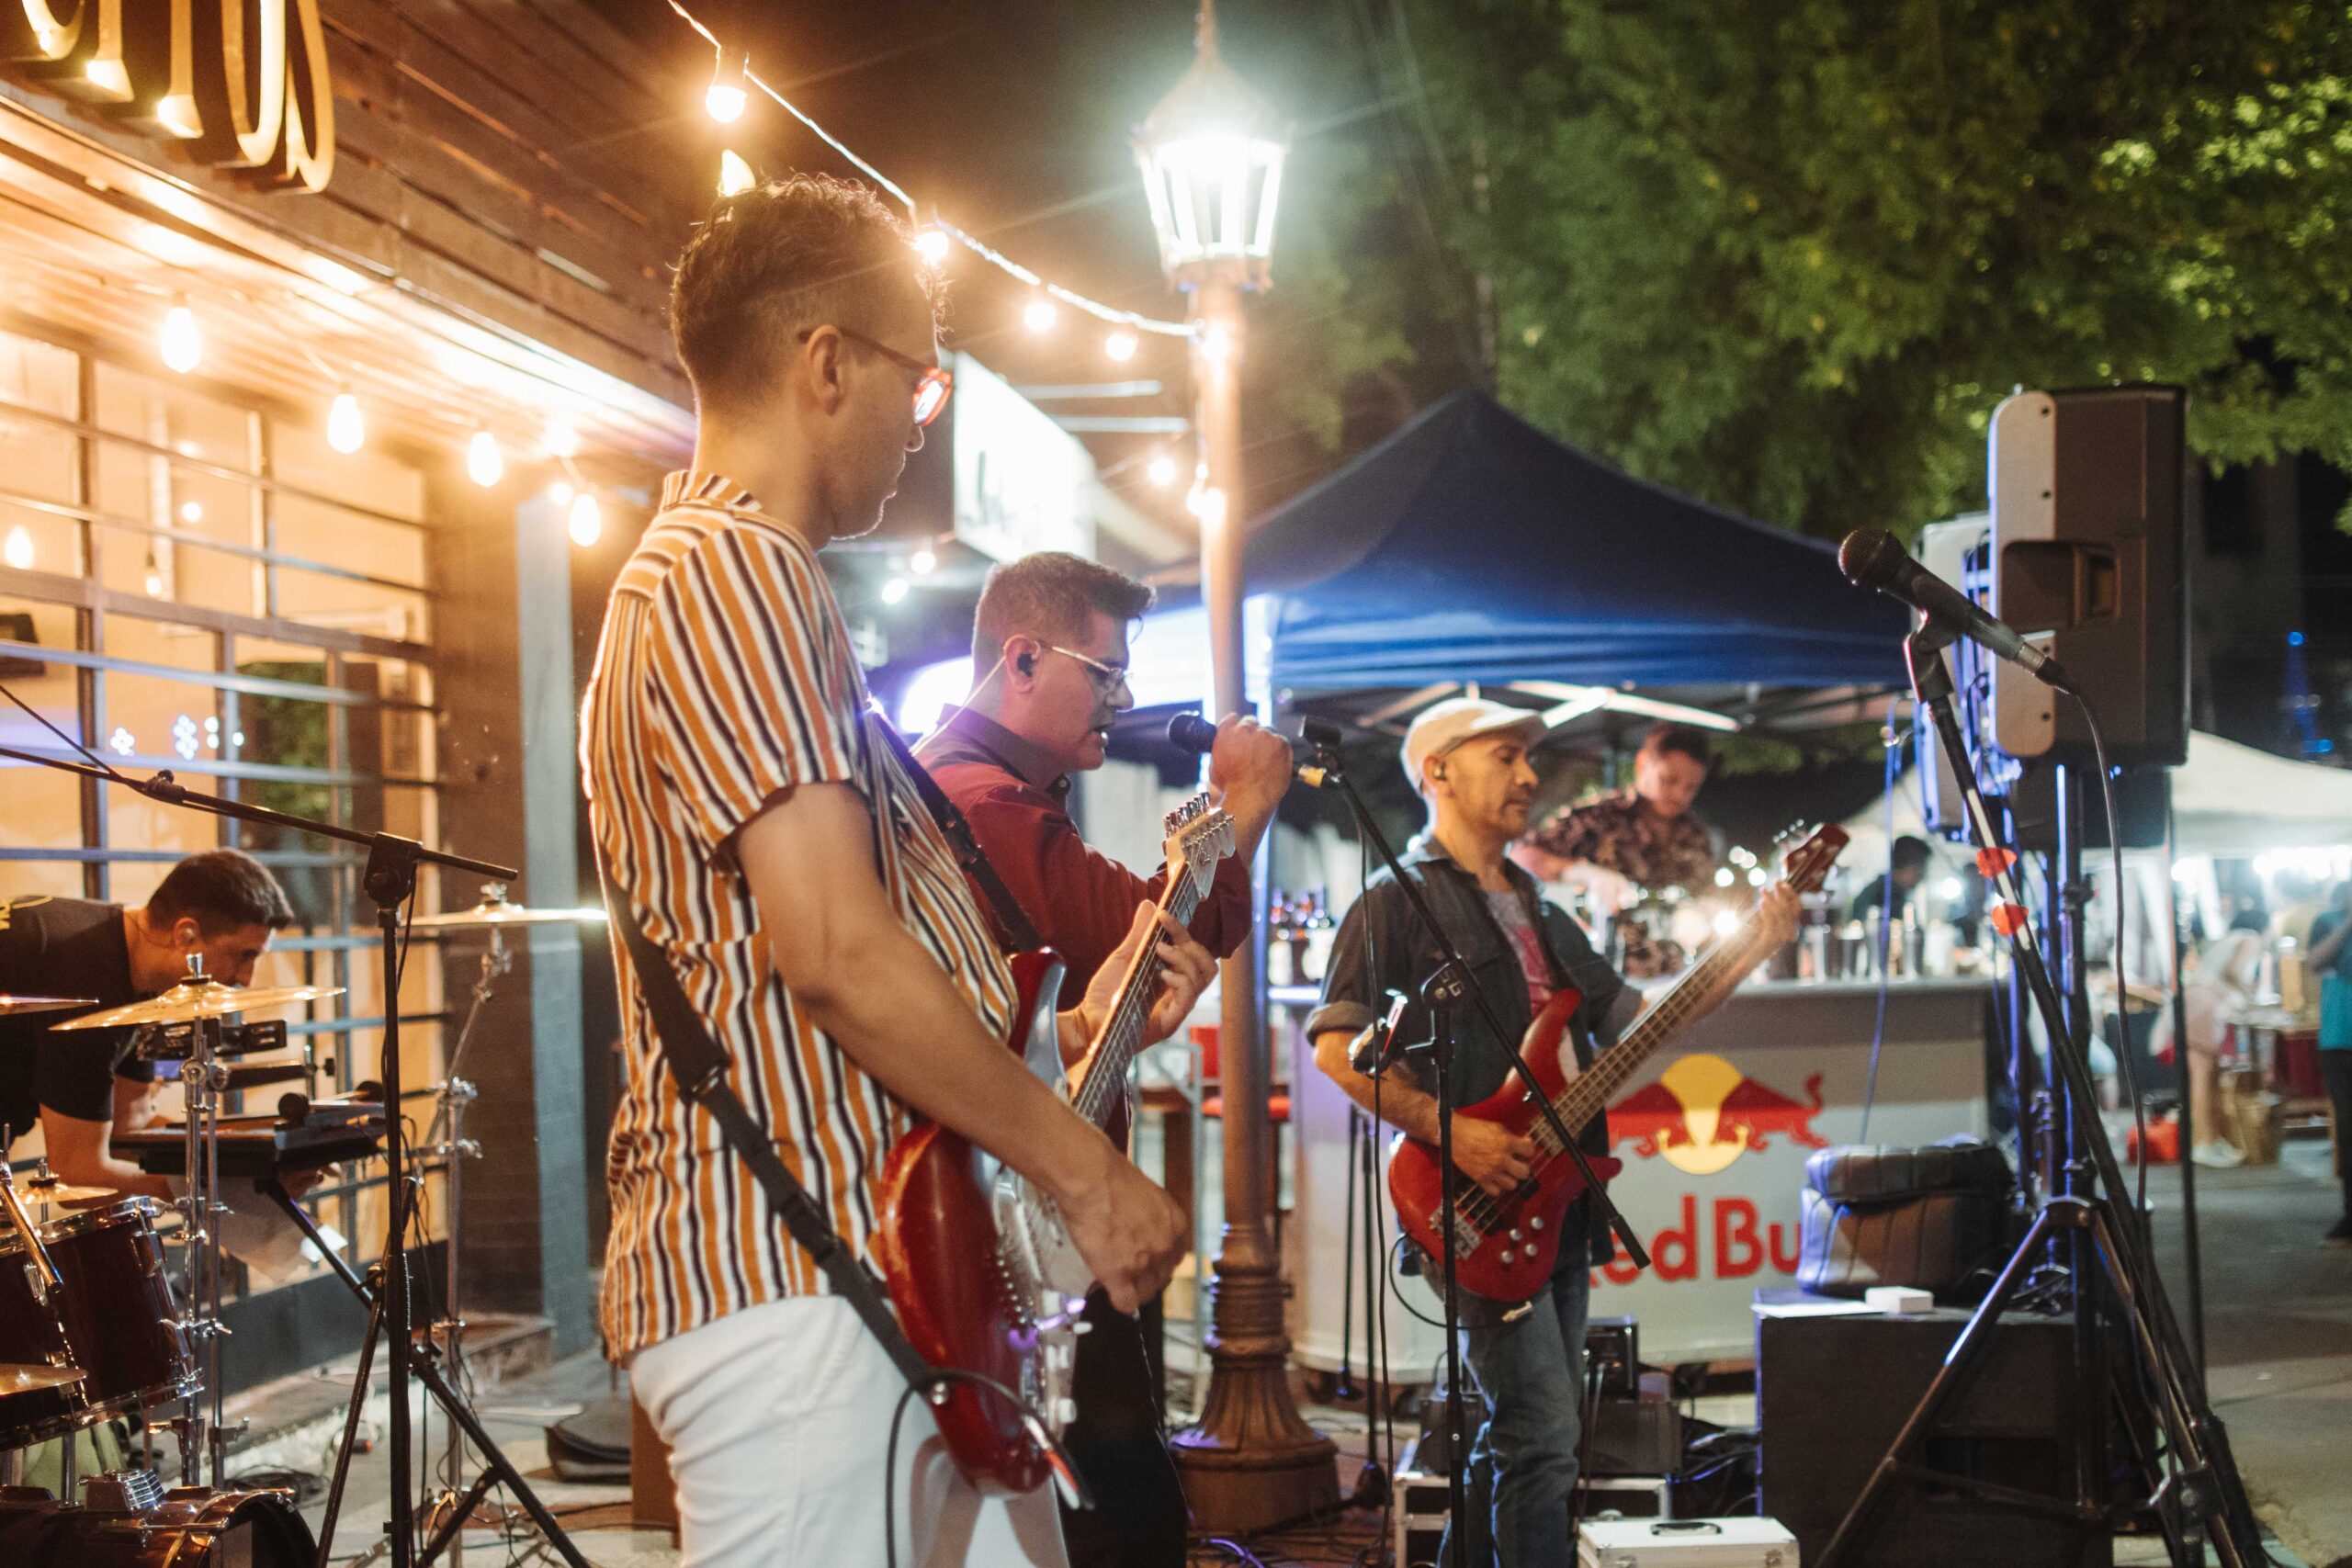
1451;1115;1537;1200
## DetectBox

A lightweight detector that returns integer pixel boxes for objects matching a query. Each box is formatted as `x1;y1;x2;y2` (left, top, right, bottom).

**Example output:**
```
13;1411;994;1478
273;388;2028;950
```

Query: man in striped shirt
582;175;1195;1568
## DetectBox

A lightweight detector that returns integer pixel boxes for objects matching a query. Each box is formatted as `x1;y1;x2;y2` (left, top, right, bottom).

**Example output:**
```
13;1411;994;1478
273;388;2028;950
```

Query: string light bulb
1104;330;1139;363
178;501;203;525
3;525;32;570
1023;295;1057;333
568;491;603;547
326;390;365;455
912;227;951;267
159;299;201;374
1147;452;1179;488
910;547;938;576
718;149;756;197
881;576;910;605
468;430;504;488
706;44;749;122
549;480;575;507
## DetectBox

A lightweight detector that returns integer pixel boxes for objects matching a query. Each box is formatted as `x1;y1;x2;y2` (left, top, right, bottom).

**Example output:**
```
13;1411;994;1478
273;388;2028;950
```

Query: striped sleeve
642;525;861;856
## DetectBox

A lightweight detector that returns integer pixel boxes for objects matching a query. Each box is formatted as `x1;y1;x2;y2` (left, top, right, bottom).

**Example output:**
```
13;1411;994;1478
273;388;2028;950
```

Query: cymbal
0;995;99;1017
17;1179;115;1204
408;898;606;931
50;980;344;1032
0;1364;85;1394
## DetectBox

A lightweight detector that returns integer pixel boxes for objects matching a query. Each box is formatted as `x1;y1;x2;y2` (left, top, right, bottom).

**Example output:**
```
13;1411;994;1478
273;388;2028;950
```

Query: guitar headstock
1162;793;1237;897
1773;824;1849;894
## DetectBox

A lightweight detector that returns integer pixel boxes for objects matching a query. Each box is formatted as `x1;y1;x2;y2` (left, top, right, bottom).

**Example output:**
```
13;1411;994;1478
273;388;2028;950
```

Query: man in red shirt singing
916;550;1295;1568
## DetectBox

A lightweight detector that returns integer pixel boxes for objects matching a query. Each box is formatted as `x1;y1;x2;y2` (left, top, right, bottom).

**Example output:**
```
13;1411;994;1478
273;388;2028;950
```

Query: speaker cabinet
1988;386;2188;768
1758;1309;2109;1568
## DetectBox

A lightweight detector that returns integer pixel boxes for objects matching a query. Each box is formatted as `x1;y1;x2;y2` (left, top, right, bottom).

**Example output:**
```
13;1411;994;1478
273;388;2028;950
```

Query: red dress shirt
914;705;1251;1005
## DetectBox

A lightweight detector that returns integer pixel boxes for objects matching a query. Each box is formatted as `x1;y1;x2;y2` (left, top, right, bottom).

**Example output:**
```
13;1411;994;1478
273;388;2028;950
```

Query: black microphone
1165;712;1331;788
1838;527;2072;690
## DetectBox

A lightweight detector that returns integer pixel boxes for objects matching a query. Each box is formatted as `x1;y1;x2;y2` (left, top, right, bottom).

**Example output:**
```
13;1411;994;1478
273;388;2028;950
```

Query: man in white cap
1307;698;1794;1567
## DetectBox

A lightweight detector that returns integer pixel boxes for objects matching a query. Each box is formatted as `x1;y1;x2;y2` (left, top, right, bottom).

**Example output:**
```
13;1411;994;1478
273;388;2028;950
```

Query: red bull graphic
1609;1053;1828;1175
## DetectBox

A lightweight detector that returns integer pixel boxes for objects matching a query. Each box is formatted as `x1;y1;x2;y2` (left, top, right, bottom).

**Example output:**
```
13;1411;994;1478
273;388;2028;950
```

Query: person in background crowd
917;550;1290;1568
1848;835;1932;927
2172;906;2267;1172
1514;724;1719;904
2305;881;2352;1245
0;848;292;1198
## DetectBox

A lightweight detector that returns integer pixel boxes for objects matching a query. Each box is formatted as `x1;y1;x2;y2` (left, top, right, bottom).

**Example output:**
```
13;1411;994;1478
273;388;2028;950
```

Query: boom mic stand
0;730;546;1568
1816;621;2265;1568
1299;722;1650;1568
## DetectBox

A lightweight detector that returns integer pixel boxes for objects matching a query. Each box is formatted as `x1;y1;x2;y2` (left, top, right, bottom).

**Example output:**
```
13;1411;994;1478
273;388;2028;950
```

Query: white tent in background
2169;731;2352;857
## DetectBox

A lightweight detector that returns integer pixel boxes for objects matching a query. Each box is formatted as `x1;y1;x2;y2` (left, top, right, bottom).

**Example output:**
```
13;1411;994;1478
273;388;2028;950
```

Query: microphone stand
1301;730;1650;1568
1815;621;2264;1568
0;738;514;1568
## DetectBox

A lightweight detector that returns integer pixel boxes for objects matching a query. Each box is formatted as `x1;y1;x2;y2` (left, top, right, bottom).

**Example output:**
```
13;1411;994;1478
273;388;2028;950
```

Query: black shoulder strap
592;849;934;1389
869;711;1045;953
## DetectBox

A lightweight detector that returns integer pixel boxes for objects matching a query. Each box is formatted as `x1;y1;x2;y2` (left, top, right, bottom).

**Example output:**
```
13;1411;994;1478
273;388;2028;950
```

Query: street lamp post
1135;1;1337;1534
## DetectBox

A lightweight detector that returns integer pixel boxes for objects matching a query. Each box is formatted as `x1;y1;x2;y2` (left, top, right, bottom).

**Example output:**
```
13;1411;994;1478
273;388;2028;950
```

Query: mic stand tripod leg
262;1181;594;1568
314;1268;386;1568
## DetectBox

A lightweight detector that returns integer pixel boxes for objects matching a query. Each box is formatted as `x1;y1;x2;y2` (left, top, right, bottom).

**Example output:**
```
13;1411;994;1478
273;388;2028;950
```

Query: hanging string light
568;491;604;547
1147;452;1179;488
1104;330;1139;363
706;42;749;122
468;430;504;487
1022;295;1057;333
3;525;32;570
159;298;201;374
662;1;1189;339
718;149;757;197
910;547;938;575
327;389;366;454
911;227;952;267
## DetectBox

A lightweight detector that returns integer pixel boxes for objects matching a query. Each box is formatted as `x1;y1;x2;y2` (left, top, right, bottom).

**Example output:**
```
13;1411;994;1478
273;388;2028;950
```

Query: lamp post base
1170;1252;1339;1534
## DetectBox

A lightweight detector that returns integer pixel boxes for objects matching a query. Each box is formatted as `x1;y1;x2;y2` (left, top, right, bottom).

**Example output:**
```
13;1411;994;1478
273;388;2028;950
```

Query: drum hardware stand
166;973;233;1491
0;732;516;1568
416;904;510;1563
1298;720;1651;1568
261;1181;590;1568
1818;618;2265;1568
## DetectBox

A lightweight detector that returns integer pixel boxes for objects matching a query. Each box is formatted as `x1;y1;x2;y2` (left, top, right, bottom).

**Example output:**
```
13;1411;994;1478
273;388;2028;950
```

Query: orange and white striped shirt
581;471;1015;1357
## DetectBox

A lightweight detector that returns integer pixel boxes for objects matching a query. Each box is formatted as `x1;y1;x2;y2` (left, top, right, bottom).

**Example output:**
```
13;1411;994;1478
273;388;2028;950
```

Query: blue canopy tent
1243;389;1908;696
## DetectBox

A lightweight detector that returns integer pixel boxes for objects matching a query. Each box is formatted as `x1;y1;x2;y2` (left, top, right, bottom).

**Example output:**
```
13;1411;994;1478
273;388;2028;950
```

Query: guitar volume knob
1509;1228;1522;1243
1498;1248;1514;1264
1529;1216;1544;1231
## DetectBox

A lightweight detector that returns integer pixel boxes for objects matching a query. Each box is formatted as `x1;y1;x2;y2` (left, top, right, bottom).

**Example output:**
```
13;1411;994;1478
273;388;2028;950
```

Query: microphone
1166;712;1331;788
1838;527;2072;690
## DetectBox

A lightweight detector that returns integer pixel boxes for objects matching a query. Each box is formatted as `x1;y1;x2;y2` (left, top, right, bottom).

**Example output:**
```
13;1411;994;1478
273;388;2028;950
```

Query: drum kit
0;887;601;1567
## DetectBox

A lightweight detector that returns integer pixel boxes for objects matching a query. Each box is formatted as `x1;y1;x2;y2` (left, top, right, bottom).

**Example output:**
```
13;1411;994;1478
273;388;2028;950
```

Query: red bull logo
1609;1053;1828;1176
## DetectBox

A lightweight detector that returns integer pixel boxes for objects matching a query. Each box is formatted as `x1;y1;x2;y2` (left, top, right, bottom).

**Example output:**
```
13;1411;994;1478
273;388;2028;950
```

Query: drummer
0;850;293;1201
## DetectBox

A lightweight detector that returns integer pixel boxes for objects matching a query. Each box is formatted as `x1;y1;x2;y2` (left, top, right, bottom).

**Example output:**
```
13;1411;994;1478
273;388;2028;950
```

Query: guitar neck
1544;902;1779;1137
1071;874;1205;1128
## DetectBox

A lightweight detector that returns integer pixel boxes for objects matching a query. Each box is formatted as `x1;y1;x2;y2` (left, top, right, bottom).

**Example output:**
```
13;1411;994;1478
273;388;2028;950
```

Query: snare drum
0;1200;195;1425
0;1485;315;1566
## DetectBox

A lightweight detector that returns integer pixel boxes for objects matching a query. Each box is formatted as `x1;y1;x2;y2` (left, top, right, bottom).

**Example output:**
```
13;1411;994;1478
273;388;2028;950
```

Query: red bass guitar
873;795;1233;1494
1388;825;1846;1303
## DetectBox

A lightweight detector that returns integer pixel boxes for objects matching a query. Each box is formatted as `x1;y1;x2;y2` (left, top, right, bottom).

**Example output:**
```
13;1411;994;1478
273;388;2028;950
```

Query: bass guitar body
874;949;1071;1496
1386;987;1622;1303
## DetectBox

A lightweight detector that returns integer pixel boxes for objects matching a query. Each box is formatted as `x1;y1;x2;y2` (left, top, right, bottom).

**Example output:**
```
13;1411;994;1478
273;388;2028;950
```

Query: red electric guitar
873;795;1234;1494
1388;825;1846;1302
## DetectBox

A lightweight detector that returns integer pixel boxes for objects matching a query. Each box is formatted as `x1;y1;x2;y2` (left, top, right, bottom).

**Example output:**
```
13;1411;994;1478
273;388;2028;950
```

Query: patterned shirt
1526;786;1717;895
581;472;1015;1358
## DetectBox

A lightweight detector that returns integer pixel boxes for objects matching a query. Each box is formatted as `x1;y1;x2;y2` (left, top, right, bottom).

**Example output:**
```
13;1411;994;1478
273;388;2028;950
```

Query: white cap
1400;698;1546;790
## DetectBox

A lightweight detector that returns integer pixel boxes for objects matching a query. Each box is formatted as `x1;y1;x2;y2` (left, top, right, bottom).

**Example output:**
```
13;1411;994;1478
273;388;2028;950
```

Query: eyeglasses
1043;643;1132;698
797;327;955;426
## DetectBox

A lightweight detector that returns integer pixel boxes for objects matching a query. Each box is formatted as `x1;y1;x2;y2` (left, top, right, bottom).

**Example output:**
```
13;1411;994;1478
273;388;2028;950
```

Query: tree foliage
1380;0;2352;538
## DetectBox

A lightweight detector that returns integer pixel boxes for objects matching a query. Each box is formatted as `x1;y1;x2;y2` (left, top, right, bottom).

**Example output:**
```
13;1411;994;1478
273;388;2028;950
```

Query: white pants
631;1295;1069;1568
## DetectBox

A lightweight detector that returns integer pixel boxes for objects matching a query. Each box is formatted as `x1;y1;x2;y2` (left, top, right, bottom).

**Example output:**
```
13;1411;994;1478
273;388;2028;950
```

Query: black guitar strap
593;846;935;1390
870;710;1044;953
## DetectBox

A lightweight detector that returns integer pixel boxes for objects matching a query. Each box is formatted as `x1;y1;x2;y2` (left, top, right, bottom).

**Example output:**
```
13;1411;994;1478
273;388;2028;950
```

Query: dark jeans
2322;1050;2352;1219
1442;1258;1593;1568
1057;1291;1187;1568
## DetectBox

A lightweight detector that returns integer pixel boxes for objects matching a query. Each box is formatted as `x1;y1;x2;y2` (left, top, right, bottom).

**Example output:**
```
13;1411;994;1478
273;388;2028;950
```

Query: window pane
0;331;77;422
271;423;424;523
94;363;252;475
0;500;86;578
